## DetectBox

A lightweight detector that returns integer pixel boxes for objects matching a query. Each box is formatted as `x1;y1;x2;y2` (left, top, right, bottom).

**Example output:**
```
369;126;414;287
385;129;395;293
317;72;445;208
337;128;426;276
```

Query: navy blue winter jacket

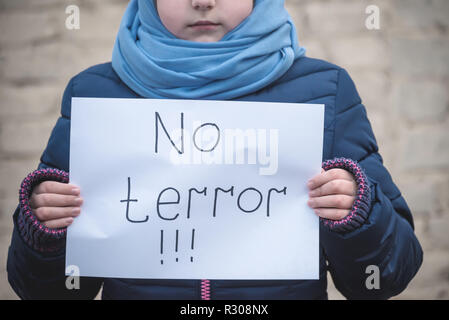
7;56;423;299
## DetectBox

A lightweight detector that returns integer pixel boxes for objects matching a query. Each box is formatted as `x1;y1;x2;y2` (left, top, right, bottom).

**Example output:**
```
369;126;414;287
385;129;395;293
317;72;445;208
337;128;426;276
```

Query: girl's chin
181;31;225;43
192;37;222;43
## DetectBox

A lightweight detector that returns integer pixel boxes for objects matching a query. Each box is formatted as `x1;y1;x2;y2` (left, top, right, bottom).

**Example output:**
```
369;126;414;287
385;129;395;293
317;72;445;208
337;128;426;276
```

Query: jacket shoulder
60;62;138;117
264;56;348;105
70;62;127;95
75;62;120;82
70;62;138;98
287;56;361;107
286;56;343;79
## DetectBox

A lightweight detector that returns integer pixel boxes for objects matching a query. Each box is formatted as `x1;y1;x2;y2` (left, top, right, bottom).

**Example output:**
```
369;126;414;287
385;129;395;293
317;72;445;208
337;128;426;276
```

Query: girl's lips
189;20;220;30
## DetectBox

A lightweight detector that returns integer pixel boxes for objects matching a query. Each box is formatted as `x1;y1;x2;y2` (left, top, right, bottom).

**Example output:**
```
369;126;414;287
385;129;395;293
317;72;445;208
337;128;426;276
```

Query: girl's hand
29;181;83;228
307;168;357;220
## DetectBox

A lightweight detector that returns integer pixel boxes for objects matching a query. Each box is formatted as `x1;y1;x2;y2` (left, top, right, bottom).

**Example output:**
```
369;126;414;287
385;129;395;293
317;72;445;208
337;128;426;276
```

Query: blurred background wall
0;0;448;299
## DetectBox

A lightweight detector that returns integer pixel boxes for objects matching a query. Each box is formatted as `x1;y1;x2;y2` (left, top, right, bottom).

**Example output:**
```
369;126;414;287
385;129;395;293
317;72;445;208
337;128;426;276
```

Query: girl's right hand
29;181;83;228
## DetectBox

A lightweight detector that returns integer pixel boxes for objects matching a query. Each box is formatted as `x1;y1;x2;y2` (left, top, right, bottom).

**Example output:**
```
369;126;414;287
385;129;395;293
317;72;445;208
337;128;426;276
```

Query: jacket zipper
201;279;211;300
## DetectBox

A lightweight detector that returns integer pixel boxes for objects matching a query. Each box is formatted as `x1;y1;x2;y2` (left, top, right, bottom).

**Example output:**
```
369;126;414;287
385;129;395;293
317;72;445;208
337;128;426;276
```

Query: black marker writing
191;229;195;263
159;229;197;265
187;187;207;219
120;177;149;223
175;229;179;262
267;187;287;217
213;187;234;217
192;123;221;152
157;187;180;221
155;112;184;154
123;179;287;220
160;229;164;265
237;187;263;213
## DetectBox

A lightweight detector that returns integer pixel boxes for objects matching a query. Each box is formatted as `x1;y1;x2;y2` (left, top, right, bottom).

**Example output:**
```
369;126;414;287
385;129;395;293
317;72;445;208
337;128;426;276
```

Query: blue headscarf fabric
112;0;306;100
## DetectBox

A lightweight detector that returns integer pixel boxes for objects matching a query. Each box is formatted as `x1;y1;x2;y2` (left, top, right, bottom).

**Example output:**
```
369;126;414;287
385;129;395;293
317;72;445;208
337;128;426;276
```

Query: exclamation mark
190;229;195;262
175;229;179;262
160;230;164;265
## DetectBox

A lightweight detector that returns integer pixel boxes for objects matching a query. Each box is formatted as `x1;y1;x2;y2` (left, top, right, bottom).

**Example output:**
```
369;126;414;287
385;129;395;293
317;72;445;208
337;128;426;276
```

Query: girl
7;0;422;299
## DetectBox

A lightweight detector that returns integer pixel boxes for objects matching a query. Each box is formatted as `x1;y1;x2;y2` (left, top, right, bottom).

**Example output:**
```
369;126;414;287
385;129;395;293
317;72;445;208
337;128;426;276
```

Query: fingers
33;181;80;196
42;217;75;229
30;193;83;209
34;206;81;221
28;181;82;229
308;179;357;197
306;168;356;221
308;194;355;210
313;208;350;221
307;168;354;190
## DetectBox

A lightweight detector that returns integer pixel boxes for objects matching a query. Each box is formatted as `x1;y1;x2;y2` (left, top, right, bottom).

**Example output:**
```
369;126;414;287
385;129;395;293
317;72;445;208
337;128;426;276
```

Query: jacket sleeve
321;68;423;299
7;77;103;299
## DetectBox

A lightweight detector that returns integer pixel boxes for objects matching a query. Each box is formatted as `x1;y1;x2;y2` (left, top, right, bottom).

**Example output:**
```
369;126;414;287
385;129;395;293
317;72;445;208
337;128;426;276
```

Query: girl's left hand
307;168;357;220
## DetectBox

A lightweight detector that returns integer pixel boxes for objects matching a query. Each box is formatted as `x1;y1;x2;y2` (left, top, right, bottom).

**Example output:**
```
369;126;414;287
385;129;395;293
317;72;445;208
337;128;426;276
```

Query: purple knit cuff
320;158;372;233
18;168;69;253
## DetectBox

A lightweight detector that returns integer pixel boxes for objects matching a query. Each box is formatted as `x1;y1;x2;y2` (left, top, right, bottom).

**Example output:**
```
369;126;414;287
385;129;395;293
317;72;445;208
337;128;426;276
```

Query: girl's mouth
189;20;220;30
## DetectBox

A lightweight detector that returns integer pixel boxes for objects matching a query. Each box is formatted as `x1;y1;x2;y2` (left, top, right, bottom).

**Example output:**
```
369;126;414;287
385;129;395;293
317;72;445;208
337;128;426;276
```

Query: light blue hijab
112;0;306;100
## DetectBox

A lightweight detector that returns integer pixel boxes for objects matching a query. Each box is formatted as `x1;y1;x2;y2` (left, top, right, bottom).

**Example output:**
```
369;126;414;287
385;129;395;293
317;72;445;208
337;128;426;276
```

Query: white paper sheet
67;98;324;280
